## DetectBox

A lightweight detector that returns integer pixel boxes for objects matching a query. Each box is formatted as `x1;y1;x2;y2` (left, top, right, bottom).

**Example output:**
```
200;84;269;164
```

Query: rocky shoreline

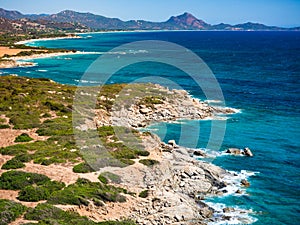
75;84;252;224
91;84;236;128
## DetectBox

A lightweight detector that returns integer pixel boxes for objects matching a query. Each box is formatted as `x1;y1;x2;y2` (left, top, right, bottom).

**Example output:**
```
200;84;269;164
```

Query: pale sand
0;128;49;148
15;35;82;45
0;47;35;58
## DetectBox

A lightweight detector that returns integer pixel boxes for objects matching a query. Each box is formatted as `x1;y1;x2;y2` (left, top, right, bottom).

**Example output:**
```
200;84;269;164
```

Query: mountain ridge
0;8;299;31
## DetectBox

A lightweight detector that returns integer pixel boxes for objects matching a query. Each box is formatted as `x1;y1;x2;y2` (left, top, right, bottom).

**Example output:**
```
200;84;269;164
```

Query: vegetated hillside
0;16;90;34
0;7;296;31
0;75;150;224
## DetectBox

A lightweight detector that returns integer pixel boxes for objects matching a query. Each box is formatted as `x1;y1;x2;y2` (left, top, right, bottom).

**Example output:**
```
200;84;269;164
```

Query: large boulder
242;147;253;157
168;139;177;147
226;148;241;155
139;108;152;114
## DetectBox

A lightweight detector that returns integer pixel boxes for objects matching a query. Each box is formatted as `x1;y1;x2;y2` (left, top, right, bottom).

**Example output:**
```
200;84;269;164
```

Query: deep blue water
1;31;299;224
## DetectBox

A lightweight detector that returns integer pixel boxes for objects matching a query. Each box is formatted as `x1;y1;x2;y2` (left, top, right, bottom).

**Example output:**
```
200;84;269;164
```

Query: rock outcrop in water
226;147;254;157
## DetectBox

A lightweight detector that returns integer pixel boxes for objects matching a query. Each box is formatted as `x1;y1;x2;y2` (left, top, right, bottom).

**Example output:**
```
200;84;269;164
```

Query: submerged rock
241;179;250;187
223;207;235;213
235;189;243;194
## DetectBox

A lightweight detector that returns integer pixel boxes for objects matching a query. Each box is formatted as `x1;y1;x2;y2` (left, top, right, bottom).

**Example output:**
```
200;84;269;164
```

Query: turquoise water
1;31;299;224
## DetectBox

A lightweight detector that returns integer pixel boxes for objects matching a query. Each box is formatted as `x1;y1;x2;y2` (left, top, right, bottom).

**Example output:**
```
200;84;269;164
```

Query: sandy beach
0;47;35;58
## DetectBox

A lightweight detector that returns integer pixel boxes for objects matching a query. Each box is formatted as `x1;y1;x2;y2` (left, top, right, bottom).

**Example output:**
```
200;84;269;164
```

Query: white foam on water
220;170;259;196
76;50;148;55
74;79;102;84
193;147;223;159
205;100;223;104
201;115;229;121
166;120;187;124
226;107;242;114
204;202;258;225
37;69;48;72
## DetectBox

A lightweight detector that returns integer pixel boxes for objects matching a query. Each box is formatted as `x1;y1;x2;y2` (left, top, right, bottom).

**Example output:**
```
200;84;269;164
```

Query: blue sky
1;0;299;27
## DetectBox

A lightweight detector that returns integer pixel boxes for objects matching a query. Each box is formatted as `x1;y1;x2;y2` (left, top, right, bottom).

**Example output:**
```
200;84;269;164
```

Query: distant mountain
0;8;23;20
0;8;298;31
165;12;210;29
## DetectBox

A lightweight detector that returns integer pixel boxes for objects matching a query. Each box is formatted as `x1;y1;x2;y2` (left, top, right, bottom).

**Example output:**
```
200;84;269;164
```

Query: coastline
0;75;256;224
0;33;257;224
0;34;82;69
14;34;83;45
74;83;256;224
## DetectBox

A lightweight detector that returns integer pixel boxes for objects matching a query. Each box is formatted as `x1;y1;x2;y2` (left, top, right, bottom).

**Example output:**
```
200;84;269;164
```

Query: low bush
48;178;127;206
14;133;33;142
0;171;50;190
98;175;108;184
100;172;122;184
14;153;32;162
0;124;10;129
44;100;69;113
18;186;49;202
73;162;95;173
0;144;28;155
36;117;73;136
0;138;80;166
139;159;159;167
135;150;150;157
1;158;25;170
139;190;149;198
24;203;95;224
24;203;137;225
0;199;27;225
18;180;65;202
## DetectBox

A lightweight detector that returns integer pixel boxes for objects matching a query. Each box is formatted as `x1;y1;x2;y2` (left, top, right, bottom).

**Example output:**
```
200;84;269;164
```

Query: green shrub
0;171;50;190
18;181;65;202
0;199;27;225
36;117;73;136
48;178;127;206
98;175;108;184
135;150;150;156
14;133;33;142
24;203;94;224
73;162;95;173
0;144;27;155
1;158;25;170
97;126;147;166
14;153;32;162
0;124;10;129
24;203;136;225
18;186;49;202
100;172;122;184
139;159;159;167
44;101;69;113
139;190;149;198
139;96;164;109
9;112;41;129
0;137;80;166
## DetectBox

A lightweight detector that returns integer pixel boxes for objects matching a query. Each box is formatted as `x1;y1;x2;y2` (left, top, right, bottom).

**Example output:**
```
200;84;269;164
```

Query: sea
1;31;299;225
